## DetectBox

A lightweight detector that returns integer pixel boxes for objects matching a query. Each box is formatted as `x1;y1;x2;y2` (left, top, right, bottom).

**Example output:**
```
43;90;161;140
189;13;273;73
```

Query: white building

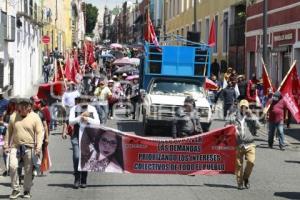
0;0;43;97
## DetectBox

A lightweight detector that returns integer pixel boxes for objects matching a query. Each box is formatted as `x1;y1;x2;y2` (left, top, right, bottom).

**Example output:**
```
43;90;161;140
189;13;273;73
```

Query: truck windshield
150;80;203;95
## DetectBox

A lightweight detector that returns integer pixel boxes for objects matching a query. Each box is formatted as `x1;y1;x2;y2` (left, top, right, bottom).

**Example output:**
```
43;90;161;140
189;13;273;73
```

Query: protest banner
79;125;237;175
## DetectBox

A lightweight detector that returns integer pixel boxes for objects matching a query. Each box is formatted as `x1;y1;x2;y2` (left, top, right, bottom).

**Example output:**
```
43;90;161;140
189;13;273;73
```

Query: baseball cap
239;99;249;108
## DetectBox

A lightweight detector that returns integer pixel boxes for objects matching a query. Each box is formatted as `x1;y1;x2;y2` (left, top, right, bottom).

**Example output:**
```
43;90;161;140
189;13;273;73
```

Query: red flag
205;78;218;90
144;13;159;47
64;56;72;81
279;61;300;123
208;19;216;47
40;146;52;172
262;63;275;95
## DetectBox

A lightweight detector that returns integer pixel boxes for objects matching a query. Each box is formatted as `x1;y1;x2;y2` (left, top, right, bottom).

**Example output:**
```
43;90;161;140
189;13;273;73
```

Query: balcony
229;23;245;46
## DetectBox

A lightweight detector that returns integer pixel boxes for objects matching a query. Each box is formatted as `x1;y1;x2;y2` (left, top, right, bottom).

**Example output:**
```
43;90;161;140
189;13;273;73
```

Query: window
205;18;209;43
29;0;33;16
214;15;218;53
198;21;202;41
223;12;229;53
24;0;28;14
181;28;184;36
186;25;189;37
177;0;180;15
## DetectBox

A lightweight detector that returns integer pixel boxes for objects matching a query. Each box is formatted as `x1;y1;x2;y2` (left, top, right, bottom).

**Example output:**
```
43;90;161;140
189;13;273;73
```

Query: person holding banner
226;99;260;190
68;96;100;189
172;96;203;138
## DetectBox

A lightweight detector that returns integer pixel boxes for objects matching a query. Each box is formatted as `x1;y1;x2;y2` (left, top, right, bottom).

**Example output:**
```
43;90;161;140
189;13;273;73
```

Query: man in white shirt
68;95;100;189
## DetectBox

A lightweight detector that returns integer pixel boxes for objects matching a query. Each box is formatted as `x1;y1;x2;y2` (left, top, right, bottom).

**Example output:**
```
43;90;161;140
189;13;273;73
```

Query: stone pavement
0;120;299;200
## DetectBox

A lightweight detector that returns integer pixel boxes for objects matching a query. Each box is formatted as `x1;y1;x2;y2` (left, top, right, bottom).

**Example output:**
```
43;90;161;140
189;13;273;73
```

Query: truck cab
140;37;212;135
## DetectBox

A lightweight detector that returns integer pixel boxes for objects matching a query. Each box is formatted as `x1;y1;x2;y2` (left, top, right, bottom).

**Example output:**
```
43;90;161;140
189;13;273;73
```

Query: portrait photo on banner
80;126;124;173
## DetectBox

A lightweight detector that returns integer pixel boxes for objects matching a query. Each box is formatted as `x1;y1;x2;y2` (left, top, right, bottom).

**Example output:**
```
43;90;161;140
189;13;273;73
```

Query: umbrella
129;58;140;66
205;78;219;90
110;43;123;49
126;75;139;81
110;50;124;59
113;57;133;66
101;53;115;59
114;65;137;74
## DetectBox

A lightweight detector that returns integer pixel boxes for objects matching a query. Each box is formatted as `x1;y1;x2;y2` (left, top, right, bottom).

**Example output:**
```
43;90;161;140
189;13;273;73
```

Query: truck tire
142;114;151;135
201;122;211;132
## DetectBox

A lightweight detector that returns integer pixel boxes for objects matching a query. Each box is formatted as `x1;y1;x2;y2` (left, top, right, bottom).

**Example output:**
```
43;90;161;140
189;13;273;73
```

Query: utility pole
263;0;268;65
193;0;197;31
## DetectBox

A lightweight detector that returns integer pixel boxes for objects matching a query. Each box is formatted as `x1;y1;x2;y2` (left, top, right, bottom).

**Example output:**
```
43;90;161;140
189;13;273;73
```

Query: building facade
245;0;300;86
0;0;44;96
165;0;246;74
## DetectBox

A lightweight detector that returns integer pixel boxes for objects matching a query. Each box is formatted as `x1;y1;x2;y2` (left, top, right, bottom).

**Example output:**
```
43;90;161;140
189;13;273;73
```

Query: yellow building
41;0;73;55
165;0;247;74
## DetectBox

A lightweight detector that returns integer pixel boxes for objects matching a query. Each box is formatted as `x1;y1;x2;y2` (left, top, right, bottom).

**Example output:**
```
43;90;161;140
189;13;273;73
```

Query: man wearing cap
4;98;44;199
267;91;287;150
172;96;203;138
68;95;100;189
226;99;260;190
94;81;112;124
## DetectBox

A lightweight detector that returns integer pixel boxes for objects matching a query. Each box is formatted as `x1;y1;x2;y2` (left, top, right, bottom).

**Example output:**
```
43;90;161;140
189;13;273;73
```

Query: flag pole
263;60;297;114
277;60;297;91
261;56;274;91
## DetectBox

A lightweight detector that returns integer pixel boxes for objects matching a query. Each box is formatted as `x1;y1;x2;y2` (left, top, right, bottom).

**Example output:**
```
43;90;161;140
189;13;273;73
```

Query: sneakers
74;180;80;189
80;183;87;188
279;146;285;151
23;191;31;199
237;185;243;190
244;179;250;189
9;190;21;199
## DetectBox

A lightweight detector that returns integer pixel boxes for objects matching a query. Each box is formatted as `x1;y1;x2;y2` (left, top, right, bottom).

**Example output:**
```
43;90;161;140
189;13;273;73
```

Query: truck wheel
201;122;211;132
142;115;151;135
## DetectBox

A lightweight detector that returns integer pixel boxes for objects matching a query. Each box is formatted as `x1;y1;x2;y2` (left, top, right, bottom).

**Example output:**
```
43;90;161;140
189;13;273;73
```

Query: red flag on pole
208;18;216;47
279;61;300;123
64;55;72;81
40;146;52;172
144;13;159;48
262;63;275;95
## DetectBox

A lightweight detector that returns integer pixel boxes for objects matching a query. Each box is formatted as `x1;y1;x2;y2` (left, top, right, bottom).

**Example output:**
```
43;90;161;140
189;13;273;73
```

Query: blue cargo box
141;41;211;90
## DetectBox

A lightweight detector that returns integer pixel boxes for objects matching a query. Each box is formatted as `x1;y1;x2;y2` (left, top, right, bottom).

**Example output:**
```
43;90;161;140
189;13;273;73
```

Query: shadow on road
0;195;10;199
274;192;300;199
50;171;74;175
285;160;300;164
0;182;10;187
203;183;236;189
117;121;144;136
285;128;300;142
48;183;204;188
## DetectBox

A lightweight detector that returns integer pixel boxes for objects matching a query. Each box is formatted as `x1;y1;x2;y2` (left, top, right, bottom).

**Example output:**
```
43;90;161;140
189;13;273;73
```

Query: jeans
71;136;87;184
268;122;285;147
96;105;108;124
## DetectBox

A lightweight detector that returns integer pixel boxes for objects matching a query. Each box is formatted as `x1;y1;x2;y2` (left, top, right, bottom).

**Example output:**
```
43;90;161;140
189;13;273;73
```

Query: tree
85;3;98;35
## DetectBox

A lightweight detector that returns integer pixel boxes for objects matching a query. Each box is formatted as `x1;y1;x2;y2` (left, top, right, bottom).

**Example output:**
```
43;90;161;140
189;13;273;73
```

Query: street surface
0;116;300;200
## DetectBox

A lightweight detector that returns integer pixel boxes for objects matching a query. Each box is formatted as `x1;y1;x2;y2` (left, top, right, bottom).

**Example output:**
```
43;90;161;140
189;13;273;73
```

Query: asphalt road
0;117;300;200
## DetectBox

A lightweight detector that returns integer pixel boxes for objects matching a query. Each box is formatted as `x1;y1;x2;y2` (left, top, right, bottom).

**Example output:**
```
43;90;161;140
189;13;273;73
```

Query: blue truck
140;36;213;135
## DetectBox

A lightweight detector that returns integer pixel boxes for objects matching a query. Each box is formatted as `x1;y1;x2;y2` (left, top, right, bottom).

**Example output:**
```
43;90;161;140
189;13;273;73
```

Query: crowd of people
0;44;294;198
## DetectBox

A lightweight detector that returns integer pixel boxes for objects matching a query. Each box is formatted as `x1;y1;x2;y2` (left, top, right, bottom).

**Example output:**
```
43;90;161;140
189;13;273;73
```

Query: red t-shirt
269;99;286;123
42;106;51;128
